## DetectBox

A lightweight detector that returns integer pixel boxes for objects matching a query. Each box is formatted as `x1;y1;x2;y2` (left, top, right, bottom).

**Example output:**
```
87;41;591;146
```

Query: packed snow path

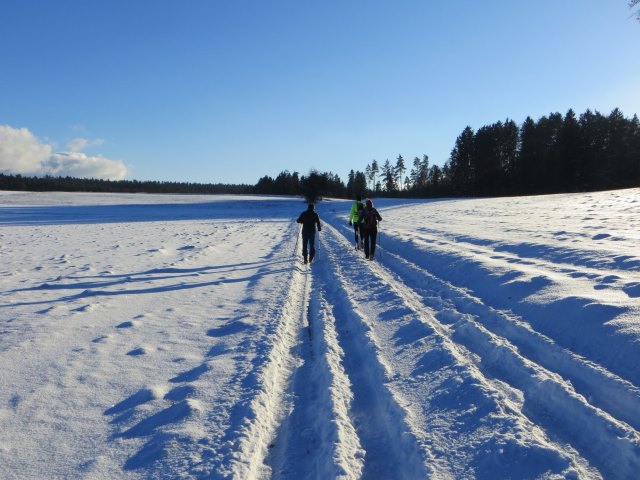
1;190;639;479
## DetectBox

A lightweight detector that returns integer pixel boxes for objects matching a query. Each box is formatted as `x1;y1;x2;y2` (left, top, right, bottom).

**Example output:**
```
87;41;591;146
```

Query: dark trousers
302;231;316;260
354;224;363;244
363;229;377;258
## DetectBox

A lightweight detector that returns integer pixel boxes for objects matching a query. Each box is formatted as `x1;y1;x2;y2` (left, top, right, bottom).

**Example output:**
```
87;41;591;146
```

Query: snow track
309;224;583;478
376;242;640;471
267;266;366;479
383;254;640;478
3;192;640;479
222;237;310;479
311;200;640;479
310;246;431;479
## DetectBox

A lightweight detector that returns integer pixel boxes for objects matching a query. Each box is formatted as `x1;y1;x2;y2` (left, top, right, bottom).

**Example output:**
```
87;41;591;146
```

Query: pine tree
347;169;356;198
558;109;581;191
428;165;442;195
449;126;474;195
418;155;430;193
409;157;420;189
354;171;368;196
370;160;379;191
500;119;519;194
383;159;397;193
606;108;630;188
517;116;537;193
394;155;406;191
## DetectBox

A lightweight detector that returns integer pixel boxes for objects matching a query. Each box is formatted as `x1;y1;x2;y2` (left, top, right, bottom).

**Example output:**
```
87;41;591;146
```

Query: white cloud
67;137;105;152
0;125;128;180
0;125;52;176
43;152;128;180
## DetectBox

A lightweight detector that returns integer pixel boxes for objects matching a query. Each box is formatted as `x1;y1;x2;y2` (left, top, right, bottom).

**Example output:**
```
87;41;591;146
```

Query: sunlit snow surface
1;189;639;479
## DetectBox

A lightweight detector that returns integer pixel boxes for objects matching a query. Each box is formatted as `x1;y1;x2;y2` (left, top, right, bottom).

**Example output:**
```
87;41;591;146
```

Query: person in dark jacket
296;204;322;264
362;198;382;260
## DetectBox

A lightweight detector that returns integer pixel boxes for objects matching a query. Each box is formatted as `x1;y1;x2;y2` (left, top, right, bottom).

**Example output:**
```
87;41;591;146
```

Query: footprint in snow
116;321;136;329
164;385;196;401
104;388;158;415
9;394;22;410
36;305;64;315
207;319;253;337
119;400;197;438
123;432;186;470
207;343;232;357
127;347;147;356
169;363;210;383
623;282;640;298
72;303;96;313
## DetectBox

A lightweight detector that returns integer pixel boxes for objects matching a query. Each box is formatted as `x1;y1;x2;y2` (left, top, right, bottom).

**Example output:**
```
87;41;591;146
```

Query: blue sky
1;1;639;184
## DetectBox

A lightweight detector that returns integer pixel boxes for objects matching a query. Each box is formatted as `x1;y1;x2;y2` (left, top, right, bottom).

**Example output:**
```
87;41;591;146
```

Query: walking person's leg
370;230;378;259
364;229;370;259
309;232;316;262
294;224;301;255
302;232;309;263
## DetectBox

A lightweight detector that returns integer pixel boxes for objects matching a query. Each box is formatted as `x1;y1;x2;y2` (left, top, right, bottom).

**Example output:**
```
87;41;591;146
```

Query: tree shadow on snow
0;259;292;309
0;198;300;226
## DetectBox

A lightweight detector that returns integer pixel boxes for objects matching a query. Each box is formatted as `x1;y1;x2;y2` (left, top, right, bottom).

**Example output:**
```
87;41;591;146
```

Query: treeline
354;108;640;198
1;108;638;200
0;174;253;195
255;108;640;200
254;170;346;200
446;108;640;196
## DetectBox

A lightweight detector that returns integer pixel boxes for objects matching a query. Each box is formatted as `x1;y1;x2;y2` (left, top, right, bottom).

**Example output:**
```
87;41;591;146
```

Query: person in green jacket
348;194;365;249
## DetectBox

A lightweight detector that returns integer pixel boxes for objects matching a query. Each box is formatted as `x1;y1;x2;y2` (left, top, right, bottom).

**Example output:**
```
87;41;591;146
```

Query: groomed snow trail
300;195;640;480
301;224;586;479
3;192;640;479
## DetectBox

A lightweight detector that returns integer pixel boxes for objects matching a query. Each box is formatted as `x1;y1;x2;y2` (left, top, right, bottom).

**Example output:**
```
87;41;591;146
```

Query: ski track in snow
1;190;640;479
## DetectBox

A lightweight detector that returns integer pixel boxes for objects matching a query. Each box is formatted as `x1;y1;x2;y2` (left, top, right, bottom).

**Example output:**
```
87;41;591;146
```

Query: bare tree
631;0;640;20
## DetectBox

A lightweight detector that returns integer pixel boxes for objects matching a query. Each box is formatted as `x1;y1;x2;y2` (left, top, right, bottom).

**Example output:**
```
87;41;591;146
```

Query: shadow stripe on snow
382;232;639;388
328;225;640;479
380;246;640;434
320;223;588;478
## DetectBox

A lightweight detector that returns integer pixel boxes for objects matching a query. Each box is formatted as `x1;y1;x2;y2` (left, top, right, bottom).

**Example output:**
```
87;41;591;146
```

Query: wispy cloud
67;137;105;153
0;125;128;180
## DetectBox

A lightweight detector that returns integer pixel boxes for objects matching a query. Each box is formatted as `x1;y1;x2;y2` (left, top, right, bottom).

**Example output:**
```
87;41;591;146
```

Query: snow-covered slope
1;189;639;479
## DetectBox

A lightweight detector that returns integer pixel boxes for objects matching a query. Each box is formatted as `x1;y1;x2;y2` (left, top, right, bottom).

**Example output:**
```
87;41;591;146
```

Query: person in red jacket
362;198;382;260
296;204;321;264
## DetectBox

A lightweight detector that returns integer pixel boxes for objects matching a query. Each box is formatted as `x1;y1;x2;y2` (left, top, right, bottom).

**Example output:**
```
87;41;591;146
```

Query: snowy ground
1;189;639;479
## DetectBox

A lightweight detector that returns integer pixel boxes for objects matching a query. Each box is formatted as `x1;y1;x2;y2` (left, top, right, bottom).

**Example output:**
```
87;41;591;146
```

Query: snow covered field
1;189;639;479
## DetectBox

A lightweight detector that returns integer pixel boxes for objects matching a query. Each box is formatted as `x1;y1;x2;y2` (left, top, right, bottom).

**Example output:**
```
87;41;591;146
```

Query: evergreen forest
2;108;639;201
